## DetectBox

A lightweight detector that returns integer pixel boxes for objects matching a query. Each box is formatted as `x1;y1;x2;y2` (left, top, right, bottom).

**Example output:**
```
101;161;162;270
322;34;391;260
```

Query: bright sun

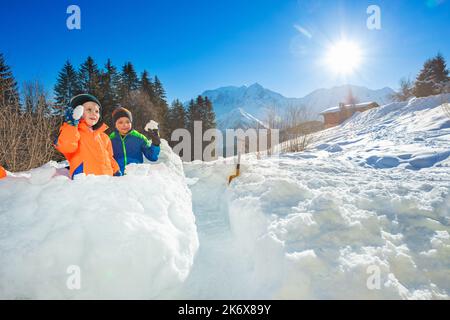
325;40;362;75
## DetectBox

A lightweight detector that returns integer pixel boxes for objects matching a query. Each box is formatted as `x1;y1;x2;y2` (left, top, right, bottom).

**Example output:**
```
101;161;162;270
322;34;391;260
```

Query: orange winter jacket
55;120;120;178
0;166;6;179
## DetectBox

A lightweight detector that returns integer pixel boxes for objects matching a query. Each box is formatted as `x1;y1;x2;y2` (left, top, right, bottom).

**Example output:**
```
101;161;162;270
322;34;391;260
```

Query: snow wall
0;140;199;299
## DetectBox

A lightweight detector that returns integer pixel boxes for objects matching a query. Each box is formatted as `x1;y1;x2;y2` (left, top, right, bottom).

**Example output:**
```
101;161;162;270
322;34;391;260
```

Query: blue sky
1;0;449;102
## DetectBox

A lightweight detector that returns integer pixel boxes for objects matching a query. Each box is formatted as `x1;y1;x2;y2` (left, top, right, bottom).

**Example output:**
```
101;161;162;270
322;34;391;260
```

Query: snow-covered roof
320;102;378;114
320;106;340;114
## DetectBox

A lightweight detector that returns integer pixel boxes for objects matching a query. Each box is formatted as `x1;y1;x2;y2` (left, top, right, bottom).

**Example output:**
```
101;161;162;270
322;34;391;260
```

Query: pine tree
54;60;81;108
167;99;186;134
414;58;436;97
140;70;155;101
0;53;20;107
166;99;188;150
185;99;198;160
189;95;216;131
202;96;216;130
118;62;139;100
185;96;217;160
414;54;450;97
79;56;101;97
122;90;156;134
118;63;153;133
430;53;449;93
186;99;199;132
197;96;216;159
99;59;120;126
152;75;169;137
195;95;206;127
153;76;166;100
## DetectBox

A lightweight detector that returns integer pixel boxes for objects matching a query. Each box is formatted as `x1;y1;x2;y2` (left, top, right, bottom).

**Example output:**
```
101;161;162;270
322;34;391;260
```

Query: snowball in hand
145;120;159;132
72;105;84;121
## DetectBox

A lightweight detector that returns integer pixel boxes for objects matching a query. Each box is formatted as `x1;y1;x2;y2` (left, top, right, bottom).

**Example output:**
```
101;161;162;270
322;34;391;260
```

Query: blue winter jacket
109;129;160;174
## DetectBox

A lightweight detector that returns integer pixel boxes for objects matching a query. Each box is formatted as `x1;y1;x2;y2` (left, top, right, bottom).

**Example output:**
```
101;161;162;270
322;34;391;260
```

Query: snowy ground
178;95;450;299
0;95;449;299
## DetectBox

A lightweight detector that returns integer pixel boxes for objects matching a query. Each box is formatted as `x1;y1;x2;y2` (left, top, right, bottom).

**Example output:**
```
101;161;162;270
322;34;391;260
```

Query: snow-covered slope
307;94;450;170
0;141;199;299
179;94;450;299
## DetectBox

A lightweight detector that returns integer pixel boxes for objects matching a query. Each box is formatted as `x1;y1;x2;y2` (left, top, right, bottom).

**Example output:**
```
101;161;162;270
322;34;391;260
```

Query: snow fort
0;141;199;299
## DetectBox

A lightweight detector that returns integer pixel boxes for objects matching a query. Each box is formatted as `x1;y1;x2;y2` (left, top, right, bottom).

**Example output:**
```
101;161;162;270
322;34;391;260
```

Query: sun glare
325;40;362;75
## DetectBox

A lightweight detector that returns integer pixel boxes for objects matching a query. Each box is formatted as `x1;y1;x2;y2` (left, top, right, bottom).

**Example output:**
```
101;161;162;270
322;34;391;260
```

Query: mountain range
195;83;395;131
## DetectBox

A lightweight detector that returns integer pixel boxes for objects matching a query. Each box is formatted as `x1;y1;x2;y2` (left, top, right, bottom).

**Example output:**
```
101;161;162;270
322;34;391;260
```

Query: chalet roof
320;102;378;114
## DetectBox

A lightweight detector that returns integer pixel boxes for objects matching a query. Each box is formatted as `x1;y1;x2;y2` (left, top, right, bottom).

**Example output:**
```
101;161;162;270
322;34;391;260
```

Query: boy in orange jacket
0;165;6;179
54;94;121;179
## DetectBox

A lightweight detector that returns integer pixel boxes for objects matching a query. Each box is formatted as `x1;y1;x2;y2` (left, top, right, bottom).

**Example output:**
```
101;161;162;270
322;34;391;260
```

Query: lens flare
325;40;362;75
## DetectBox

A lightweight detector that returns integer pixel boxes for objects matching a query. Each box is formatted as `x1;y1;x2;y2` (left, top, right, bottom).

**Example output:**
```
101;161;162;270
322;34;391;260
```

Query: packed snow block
149;139;185;177
0;144;198;299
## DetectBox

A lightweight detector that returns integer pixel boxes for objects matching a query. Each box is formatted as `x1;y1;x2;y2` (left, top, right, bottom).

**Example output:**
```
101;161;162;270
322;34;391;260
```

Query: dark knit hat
69;93;103;130
112;107;133;124
69;93;102;110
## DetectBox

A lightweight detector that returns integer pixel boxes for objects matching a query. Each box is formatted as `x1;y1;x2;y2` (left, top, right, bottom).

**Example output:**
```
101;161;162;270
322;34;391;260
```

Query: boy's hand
65;105;84;126
147;129;161;146
145;120;161;146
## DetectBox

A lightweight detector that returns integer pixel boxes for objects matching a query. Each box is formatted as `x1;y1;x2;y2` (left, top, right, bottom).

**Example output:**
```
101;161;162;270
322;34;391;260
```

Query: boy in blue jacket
109;107;160;174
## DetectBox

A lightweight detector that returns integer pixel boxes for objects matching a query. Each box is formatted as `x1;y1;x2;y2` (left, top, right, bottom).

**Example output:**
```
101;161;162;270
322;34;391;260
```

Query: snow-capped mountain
200;83;395;123
216;107;267;132
202;83;287;119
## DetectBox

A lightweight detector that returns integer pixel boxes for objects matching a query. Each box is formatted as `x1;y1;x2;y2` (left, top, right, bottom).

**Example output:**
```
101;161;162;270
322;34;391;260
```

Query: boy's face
82;102;100;127
115;117;132;135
